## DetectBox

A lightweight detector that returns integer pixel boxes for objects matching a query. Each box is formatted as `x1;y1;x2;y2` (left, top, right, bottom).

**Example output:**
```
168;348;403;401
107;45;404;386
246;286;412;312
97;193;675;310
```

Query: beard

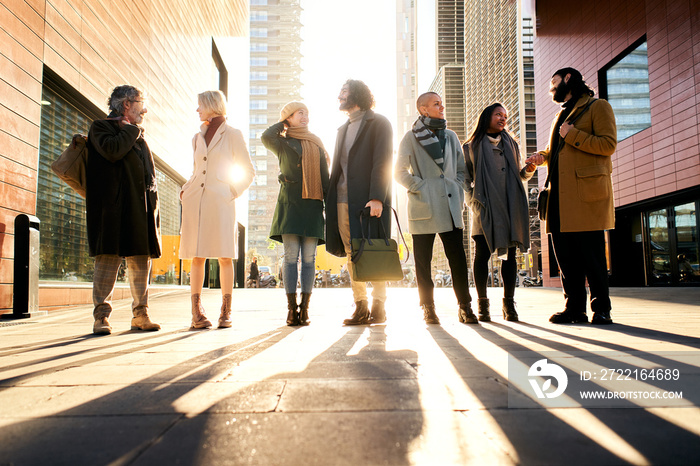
339;94;357;111
551;80;571;103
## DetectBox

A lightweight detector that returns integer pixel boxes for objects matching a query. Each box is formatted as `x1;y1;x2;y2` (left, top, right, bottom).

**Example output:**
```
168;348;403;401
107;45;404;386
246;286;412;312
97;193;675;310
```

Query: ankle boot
218;294;232;328
422;303;440;324
502;297;519;322
478;298;491;322
131;306;161;331
190;294;212;329
458;303;479;324
286;293;300;326
298;292;311;326
343;300;370;325
370;300;386;324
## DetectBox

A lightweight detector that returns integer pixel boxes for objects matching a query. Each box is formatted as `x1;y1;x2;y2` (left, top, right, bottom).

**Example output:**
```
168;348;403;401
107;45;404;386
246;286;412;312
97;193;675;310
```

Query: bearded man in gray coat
326;79;393;325
87;85;162;335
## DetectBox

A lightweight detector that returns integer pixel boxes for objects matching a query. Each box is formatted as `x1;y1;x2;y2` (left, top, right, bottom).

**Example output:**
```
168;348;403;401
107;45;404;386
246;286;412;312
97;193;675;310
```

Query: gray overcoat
395;128;466;235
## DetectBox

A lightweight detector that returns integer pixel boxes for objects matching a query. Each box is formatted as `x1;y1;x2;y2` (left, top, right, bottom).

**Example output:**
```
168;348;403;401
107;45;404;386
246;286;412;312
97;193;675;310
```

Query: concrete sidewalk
1;286;699;465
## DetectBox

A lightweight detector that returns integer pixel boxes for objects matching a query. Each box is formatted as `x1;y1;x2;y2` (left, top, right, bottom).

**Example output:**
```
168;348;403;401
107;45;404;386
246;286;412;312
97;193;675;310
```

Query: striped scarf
412;115;447;170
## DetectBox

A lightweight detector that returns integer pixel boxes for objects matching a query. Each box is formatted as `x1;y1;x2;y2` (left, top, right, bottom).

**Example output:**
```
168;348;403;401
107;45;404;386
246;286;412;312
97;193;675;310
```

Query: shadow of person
131;325;424;465
429;323;700;464
0;326;298;465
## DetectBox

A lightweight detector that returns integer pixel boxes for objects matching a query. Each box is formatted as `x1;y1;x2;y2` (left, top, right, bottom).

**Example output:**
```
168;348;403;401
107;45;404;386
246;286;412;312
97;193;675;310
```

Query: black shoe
591;310;613;325
344;300;370;325
502;298;519;322
458;304;479;324
422;303;440;325
286;293;300;326
477;298;491;322
549;310;588;324
298;292;311;326
369;300;386;324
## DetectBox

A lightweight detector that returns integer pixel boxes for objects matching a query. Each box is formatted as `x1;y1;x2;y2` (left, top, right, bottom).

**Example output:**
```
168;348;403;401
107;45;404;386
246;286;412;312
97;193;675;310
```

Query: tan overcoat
179;123;255;259
539;95;617;233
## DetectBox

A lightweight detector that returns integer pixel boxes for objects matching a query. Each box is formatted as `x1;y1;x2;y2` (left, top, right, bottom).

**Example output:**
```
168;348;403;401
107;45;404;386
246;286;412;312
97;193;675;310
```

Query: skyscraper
396;0;418;136
431;0;467;141
463;0;540;261
248;0;303;270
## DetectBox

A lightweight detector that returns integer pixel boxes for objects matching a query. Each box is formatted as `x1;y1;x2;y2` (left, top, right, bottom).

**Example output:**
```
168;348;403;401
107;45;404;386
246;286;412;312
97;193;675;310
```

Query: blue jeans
281;235;318;294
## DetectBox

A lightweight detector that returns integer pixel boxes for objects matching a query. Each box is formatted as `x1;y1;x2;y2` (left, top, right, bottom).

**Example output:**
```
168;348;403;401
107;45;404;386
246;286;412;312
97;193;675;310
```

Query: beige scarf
285;126;328;200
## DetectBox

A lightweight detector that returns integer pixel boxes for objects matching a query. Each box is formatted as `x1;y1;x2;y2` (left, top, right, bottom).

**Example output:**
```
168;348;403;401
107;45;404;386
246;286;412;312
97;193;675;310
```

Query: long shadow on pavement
131;325;423;465
0;326;298;465
437;322;700;464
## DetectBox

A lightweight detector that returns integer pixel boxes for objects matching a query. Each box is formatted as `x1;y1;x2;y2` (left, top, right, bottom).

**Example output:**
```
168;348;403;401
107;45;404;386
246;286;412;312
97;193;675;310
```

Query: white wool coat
179;122;255;259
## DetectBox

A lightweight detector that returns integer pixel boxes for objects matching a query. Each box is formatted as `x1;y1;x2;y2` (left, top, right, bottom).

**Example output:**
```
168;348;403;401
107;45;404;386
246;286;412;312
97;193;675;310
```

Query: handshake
524;153;545;172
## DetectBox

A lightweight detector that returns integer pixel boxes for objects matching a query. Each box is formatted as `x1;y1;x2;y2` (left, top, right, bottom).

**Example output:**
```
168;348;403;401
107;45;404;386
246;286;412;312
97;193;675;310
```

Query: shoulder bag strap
544;98;598;190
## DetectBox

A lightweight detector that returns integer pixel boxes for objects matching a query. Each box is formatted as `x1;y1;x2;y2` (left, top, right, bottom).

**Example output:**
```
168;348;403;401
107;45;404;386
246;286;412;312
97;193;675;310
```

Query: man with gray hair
87;85;162;334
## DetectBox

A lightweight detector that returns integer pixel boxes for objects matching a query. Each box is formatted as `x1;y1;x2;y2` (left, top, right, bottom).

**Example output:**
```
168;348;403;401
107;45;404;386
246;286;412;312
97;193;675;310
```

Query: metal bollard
3;214;40;320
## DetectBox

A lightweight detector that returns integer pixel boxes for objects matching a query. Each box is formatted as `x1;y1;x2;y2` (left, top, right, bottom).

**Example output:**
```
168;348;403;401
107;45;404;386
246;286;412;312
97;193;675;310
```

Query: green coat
261;122;330;243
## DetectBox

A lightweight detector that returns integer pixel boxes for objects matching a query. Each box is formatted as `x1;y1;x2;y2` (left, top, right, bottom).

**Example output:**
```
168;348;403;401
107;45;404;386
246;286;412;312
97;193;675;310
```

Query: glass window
675;202;699;283
254;175;267;186
251;115;268;125
251;27;268;38
250;99;268;110
250;43;268;52
36;86;95;282
250;71;268;81
604;41;651;141
255;160;267;171
251;11;267;22
150;171;182;285
251;57;268;67
250;0;267;4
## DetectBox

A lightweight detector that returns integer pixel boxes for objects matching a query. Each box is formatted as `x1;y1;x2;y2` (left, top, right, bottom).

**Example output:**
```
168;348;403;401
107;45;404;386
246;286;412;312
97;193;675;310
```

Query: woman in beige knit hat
261;102;330;326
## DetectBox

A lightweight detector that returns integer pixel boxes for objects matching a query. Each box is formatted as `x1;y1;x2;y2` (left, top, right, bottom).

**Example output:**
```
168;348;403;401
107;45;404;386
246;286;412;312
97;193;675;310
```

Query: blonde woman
179;90;255;329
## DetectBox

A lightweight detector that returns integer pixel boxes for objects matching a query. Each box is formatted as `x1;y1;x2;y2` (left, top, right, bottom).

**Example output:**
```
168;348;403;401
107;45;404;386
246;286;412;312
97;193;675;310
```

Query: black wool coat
325;110;393;257
86;118;161;258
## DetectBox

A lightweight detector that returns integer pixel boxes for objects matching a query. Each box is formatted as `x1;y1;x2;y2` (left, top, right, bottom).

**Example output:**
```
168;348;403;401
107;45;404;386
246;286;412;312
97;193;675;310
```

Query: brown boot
478;298;491;322
93;316;112;335
343;300;370;325
286;293;300;326
422;303;440;325
369;300;386;324
298;292;311;326
190;293;212;329
131;306;161;331
218;294;232;328
502;298;519;322
93;305;112;335
458;303;479;324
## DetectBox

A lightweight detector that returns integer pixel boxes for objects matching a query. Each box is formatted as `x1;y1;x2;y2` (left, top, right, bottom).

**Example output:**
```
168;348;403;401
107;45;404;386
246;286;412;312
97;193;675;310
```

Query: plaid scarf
412;115;447;170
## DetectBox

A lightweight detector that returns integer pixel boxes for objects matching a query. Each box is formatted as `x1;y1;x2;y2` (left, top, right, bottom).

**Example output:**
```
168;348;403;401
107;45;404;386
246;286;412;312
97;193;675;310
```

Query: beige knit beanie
279;101;308;122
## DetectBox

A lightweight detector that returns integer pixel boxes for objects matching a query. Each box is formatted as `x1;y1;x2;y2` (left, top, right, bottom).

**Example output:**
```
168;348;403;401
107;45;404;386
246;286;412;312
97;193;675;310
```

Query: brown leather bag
51;134;88;198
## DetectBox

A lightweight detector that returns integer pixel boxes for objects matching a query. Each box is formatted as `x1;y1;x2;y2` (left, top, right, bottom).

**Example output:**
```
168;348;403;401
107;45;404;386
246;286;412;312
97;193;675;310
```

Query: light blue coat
395;129;467;235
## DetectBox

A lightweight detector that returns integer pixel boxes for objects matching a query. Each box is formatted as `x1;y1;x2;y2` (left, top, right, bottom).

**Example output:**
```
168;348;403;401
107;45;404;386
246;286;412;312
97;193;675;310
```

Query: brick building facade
0;0;248;314
533;0;700;287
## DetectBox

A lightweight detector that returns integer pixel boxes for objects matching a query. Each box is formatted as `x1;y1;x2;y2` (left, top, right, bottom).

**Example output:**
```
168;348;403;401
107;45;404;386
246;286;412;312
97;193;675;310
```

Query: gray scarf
470;131;530;257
